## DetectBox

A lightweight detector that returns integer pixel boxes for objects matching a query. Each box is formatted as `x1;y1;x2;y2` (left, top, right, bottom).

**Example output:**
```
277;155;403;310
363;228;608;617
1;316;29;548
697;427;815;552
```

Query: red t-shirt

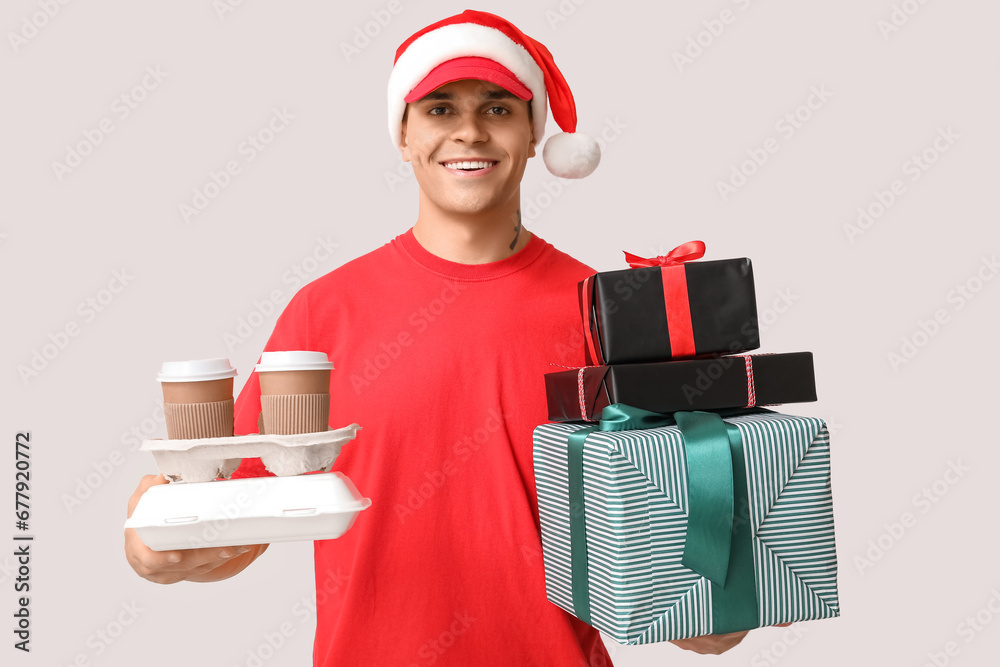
232;229;613;666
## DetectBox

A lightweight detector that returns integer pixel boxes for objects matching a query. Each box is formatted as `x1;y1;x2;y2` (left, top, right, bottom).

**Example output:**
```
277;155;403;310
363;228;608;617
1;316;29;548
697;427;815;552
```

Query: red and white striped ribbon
547;363;599;421
577;367;589;421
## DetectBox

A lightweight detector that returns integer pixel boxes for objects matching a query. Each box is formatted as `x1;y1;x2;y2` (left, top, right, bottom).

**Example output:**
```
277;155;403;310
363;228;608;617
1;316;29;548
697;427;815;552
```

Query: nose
450;111;489;144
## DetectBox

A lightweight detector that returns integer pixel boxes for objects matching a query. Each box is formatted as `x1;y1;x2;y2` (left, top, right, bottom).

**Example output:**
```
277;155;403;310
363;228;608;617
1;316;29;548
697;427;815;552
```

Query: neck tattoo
509;209;522;251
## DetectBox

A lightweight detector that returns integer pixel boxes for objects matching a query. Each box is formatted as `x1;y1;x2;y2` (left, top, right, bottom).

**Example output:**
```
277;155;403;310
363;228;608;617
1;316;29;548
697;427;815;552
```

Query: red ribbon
622;240;706;269
624;242;704;358
583;241;707;363
581;275;603;365
661;266;696;358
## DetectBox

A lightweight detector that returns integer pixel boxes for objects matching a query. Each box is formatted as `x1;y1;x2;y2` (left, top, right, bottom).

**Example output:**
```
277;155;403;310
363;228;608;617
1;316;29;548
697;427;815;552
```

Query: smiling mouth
441;160;499;171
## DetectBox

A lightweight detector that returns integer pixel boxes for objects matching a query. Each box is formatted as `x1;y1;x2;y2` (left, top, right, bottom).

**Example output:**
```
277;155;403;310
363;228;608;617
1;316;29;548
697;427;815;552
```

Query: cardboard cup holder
141;424;360;483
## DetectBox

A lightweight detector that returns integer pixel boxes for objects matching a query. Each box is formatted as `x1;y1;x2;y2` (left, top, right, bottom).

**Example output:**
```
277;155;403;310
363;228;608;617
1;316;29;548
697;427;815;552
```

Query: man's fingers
669;629;749;655
134;558;228;585
143;543;250;573
157;545;252;572
124;526;250;580
669;625;792;656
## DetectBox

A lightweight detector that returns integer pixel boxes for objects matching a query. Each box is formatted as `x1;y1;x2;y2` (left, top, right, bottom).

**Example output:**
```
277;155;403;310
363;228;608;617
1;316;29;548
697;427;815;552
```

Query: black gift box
545;352;816;422
580;258;759;365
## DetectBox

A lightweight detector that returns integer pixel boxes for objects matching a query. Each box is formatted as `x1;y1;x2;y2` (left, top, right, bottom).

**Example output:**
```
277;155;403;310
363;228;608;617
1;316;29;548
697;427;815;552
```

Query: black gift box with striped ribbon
545;352;817;423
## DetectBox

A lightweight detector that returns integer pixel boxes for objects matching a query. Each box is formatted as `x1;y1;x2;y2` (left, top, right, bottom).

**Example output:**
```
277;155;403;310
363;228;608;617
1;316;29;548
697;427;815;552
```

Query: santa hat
387;9;600;179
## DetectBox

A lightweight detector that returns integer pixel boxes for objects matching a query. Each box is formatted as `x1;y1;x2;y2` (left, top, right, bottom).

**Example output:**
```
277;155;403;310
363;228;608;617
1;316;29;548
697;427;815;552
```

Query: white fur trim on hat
387;23;547;148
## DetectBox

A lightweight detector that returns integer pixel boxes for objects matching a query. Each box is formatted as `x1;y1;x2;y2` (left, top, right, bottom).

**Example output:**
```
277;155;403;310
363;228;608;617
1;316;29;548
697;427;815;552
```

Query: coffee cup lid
255;351;334;372
157;358;238;382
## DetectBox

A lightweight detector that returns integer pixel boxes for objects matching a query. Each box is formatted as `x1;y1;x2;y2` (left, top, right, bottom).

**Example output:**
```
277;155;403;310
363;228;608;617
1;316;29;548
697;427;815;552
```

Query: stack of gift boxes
532;241;841;645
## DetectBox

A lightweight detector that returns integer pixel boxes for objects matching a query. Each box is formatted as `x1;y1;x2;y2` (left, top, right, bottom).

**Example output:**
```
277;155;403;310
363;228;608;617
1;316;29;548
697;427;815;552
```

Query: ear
527;125;537;159
399;122;411;163
399;105;412;162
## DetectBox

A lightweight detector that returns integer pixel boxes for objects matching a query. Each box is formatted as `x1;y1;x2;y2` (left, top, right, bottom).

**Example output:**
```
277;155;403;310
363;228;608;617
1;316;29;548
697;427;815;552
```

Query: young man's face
399;78;536;218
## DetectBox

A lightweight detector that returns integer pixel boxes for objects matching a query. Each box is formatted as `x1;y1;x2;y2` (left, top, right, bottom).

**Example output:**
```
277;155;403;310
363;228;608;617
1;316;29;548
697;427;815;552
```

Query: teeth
443;161;495;170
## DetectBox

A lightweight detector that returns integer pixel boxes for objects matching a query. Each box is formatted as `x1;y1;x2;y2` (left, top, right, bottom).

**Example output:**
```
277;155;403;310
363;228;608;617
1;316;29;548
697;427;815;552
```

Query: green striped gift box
533;411;840;644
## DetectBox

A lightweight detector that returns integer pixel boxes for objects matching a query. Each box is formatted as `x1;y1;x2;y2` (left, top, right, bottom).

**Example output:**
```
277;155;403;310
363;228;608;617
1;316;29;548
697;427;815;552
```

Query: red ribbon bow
623;240;706;268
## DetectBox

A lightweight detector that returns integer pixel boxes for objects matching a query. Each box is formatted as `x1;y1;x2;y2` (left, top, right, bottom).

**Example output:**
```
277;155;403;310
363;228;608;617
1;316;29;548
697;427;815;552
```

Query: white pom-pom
542;132;601;179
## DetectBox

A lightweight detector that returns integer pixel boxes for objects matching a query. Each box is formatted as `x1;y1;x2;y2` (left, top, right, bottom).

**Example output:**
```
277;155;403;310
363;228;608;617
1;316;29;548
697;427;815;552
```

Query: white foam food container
141;424;360;483
124;472;371;551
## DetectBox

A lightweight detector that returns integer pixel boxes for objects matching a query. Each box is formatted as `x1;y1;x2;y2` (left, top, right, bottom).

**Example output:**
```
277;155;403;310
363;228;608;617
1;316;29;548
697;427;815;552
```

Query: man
125;10;756;663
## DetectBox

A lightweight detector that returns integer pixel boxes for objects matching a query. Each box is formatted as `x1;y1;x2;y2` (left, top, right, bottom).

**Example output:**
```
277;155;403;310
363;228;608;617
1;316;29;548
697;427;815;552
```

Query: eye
427;106;450;115
487;106;511;115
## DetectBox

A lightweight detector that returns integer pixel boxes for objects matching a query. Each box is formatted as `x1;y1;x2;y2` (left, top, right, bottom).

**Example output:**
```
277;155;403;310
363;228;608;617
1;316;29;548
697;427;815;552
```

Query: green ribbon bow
565;404;765;634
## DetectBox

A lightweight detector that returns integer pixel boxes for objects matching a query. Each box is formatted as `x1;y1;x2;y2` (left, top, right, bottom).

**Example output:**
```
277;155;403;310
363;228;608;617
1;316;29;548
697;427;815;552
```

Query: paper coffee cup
256;351;332;435
157;358;237;439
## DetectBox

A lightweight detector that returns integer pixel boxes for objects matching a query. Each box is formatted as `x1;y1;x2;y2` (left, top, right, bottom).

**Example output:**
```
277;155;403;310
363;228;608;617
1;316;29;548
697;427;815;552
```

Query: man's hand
669;623;793;655
124;473;268;584
669;630;749;655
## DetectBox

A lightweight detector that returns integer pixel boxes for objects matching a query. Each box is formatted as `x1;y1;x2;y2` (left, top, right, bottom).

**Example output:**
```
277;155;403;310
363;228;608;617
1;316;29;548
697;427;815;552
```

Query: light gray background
2;1;998;665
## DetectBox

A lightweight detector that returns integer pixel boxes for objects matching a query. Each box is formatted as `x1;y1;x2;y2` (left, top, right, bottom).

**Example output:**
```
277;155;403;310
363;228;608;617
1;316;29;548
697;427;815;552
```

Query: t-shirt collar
396;227;546;281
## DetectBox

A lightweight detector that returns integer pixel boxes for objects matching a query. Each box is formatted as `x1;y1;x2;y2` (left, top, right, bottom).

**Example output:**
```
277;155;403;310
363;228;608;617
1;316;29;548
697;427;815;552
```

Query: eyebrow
416;89;519;102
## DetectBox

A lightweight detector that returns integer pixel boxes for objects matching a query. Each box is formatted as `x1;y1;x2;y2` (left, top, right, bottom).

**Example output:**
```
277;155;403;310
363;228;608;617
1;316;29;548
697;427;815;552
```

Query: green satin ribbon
673;411;734;586
713;418;759;634
565;404;763;633
567;424;600;624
